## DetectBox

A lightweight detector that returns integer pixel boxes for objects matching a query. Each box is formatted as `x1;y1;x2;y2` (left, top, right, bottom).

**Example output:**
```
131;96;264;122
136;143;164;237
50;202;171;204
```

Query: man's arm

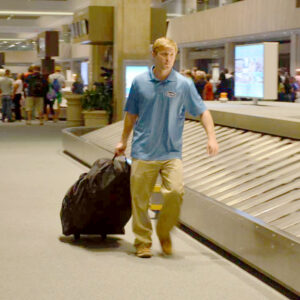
200;110;219;156
115;112;138;156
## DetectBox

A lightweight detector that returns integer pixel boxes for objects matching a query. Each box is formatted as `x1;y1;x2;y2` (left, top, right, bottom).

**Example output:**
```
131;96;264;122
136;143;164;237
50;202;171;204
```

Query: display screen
234;44;264;98
81;61;89;86
125;65;149;98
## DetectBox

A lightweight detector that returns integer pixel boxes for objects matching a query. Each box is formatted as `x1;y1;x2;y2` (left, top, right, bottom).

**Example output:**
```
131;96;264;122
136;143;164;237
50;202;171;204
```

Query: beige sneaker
136;246;152;258
159;236;172;255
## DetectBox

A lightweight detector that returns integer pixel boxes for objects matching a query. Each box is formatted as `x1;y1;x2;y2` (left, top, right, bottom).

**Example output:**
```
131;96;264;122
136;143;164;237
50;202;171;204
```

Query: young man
25;65;46;125
115;37;219;258
48;65;65;122
0;69;14;122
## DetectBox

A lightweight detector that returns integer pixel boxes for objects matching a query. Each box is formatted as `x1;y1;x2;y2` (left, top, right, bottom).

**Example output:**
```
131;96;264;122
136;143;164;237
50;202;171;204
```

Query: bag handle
112;154;130;165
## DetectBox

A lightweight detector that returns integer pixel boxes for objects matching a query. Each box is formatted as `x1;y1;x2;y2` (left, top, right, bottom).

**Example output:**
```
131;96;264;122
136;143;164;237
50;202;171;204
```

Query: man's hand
115;141;127;157
207;137;219;156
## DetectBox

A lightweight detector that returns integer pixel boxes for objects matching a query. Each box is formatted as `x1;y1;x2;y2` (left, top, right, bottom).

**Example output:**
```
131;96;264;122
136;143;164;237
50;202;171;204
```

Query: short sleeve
124;80;139;115
185;79;207;117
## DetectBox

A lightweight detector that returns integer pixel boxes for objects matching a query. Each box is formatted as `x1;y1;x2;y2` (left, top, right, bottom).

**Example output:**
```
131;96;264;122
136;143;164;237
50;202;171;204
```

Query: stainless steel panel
270;211;300;230
180;187;300;295
245;190;300;216
284;222;300;237
257;200;300;223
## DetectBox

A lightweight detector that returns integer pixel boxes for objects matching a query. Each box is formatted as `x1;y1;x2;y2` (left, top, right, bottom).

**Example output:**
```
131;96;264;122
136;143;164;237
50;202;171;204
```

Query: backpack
29;74;44;97
52;78;61;93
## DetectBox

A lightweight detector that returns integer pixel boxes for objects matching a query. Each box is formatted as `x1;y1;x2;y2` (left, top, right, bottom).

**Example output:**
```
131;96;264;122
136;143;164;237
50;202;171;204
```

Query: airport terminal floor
0;121;292;300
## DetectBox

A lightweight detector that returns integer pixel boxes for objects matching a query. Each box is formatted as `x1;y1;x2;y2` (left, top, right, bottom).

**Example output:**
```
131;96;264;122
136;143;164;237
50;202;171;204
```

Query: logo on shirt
166;91;176;98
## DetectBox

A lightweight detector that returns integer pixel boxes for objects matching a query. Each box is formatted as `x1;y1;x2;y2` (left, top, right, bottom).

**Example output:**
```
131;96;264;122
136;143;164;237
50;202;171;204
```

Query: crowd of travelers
180;66;300;102
278;68;300;102
180;67;235;100
0;65;83;124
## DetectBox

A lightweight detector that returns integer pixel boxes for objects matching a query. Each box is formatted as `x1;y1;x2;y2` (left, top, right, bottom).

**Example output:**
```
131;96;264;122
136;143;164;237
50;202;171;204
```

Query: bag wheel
74;233;80;240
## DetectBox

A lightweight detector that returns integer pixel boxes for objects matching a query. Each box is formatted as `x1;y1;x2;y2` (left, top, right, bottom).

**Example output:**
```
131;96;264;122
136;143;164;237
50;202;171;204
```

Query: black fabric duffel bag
60;156;131;239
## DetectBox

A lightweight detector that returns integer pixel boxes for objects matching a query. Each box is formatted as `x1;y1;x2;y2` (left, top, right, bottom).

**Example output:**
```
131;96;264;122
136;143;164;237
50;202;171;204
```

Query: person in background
183;69;194;81
216;72;228;99
115;37;219;258
13;73;24;121
71;74;84;95
191;67;198;81
43;74;54;121
295;69;300;87
23;65;34;97
289;77;299;102
194;70;207;98
203;74;214;100
0;69;14;122
48;65;66;122
226;73;234;100
277;74;285;101
25;65;46;125
283;76;292;102
230;71;235;99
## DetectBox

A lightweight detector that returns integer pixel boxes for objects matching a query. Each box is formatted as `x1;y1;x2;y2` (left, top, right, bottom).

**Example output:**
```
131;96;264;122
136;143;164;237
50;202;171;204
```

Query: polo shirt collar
149;65;176;82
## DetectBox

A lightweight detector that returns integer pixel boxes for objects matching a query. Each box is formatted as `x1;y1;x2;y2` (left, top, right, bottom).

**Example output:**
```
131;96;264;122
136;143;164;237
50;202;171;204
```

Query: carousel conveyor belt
62;120;300;295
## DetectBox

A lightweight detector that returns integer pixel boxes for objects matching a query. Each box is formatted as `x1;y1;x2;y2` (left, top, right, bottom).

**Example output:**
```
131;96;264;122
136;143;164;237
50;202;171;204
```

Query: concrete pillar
224;42;235;73
290;33;300;77
89;45;111;86
179;47;192;71
113;0;151;121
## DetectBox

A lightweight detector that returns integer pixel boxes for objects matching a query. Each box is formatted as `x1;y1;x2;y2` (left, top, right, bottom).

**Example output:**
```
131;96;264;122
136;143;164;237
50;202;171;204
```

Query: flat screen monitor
234;42;278;100
234;44;264;99
81;61;89;86
125;64;150;98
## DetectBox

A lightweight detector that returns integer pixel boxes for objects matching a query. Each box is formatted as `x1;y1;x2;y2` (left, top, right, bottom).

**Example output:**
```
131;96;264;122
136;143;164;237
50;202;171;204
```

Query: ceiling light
0;38;26;41
0;10;73;16
167;13;183;17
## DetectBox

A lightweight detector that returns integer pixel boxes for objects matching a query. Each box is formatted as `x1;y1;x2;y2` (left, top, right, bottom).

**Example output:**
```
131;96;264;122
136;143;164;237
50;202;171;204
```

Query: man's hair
33;65;40;72
152;37;178;54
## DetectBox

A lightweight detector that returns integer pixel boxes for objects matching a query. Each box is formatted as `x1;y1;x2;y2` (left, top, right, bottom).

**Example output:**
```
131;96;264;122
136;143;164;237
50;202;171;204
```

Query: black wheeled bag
60;157;131;240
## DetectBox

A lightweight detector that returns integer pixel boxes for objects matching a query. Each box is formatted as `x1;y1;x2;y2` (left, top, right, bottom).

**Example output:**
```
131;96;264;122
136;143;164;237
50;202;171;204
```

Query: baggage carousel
62;101;300;296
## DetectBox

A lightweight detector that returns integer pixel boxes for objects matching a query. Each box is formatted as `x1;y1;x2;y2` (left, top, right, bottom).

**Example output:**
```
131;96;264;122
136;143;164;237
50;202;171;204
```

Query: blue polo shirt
125;67;207;161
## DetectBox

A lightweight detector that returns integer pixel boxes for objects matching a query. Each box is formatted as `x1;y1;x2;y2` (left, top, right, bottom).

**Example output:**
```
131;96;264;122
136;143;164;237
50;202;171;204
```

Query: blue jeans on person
1;95;12;121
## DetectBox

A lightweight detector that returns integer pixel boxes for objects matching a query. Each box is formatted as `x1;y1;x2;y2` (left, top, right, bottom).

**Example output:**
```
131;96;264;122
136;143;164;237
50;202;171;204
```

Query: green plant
81;66;113;123
81;82;113;122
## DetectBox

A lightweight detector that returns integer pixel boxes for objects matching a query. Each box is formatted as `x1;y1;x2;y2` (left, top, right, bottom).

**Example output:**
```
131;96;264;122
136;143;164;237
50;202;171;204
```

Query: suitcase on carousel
60;157;131;240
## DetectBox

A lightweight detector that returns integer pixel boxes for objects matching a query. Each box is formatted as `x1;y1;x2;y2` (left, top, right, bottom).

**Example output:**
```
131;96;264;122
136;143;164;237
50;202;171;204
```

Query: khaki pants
25;96;43;113
131;159;184;248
